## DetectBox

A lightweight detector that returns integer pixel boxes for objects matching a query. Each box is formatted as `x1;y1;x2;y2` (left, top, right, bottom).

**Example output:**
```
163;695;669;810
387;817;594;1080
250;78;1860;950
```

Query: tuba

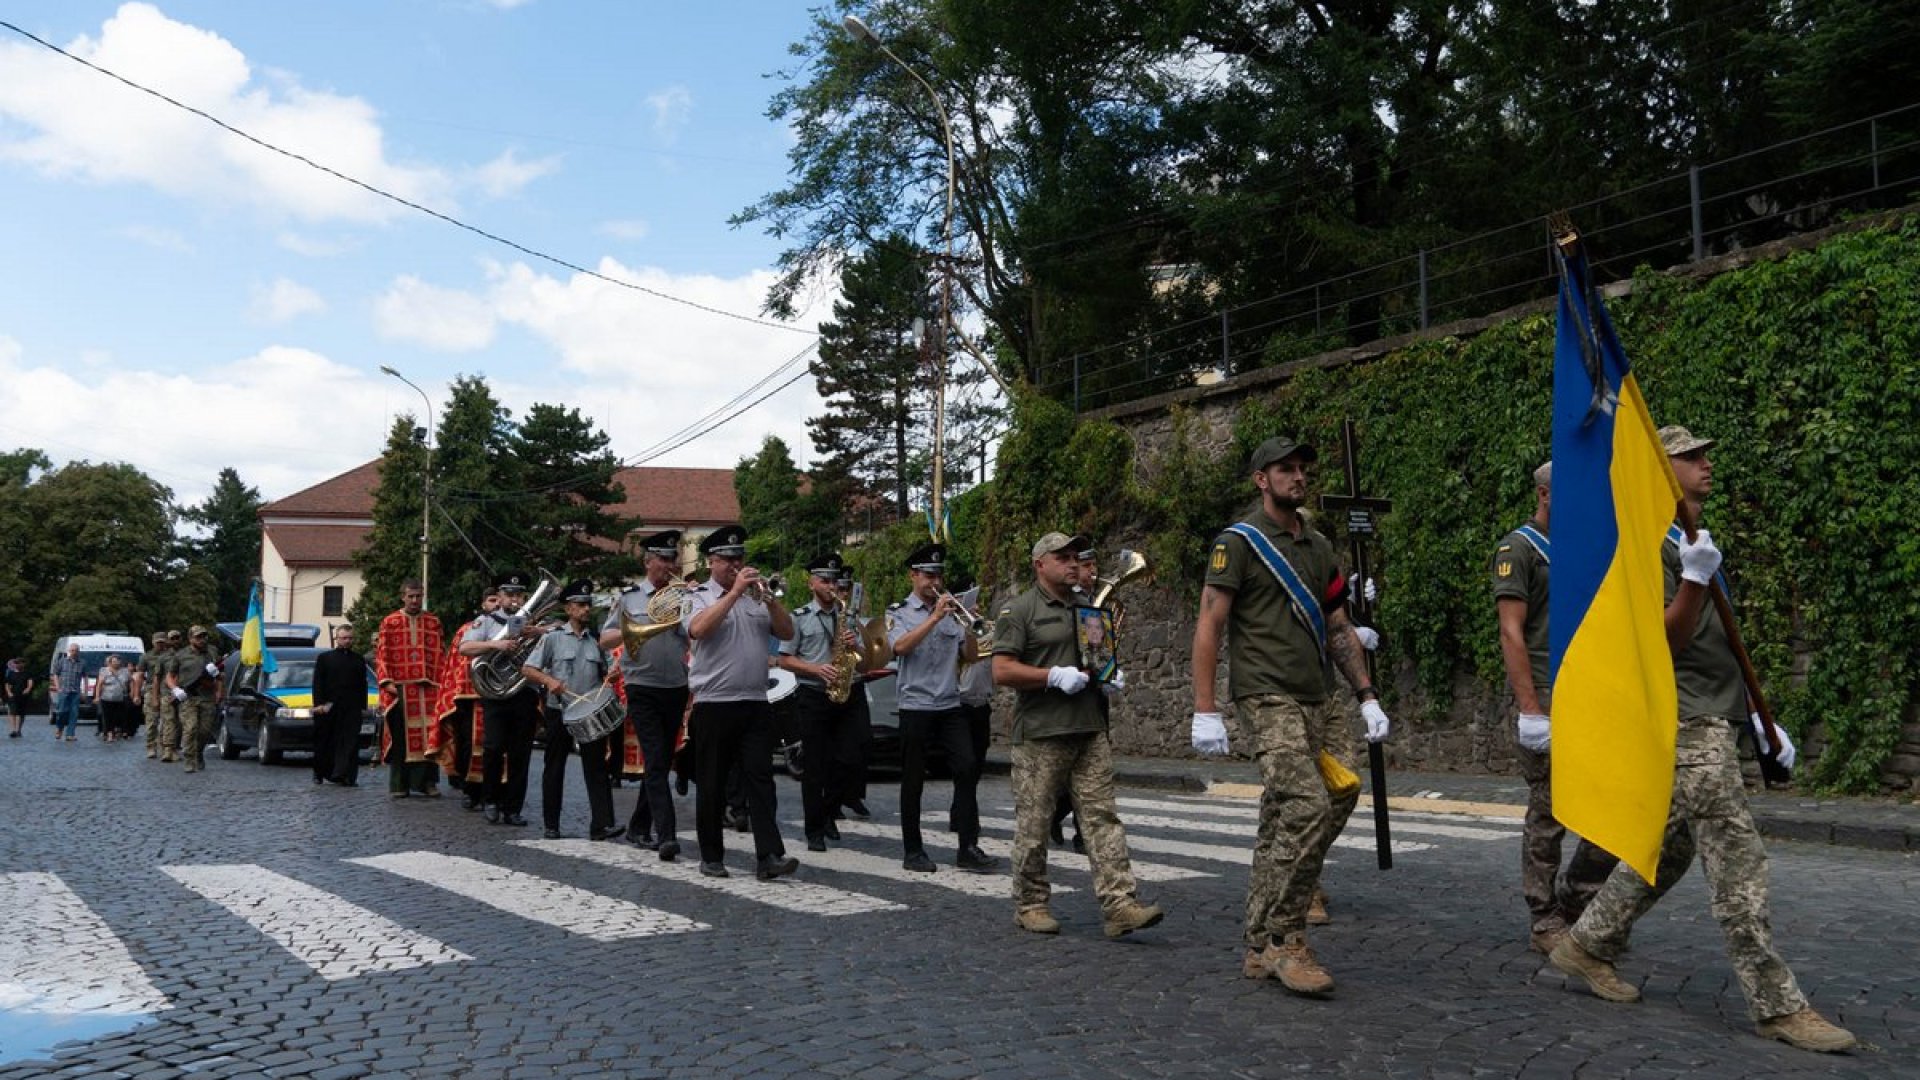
470;571;562;700
619;572;703;653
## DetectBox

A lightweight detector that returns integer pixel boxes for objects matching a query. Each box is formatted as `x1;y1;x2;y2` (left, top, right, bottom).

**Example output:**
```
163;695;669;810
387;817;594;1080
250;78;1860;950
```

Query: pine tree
181;468;263;620
510;403;641;589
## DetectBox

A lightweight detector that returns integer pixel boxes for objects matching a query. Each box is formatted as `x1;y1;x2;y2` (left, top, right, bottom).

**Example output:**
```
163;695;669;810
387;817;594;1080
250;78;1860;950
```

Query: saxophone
825;611;861;705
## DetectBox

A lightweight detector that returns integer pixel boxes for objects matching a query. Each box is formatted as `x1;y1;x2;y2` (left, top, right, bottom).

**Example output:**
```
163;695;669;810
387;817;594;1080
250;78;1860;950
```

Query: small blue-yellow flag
241;580;277;673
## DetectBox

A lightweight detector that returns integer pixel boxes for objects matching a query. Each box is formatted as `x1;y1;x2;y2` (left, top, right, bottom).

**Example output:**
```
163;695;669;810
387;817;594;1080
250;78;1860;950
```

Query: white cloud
643;85;693;142
275;231;361;257
0;2;452;223
120;224;194;253
374;275;498;351
597;219;651;241
471;148;560;198
251;277;326;323
484;0;538;9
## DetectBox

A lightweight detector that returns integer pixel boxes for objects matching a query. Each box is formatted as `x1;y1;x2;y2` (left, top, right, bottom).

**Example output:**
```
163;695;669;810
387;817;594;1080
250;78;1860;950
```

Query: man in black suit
312;624;370;786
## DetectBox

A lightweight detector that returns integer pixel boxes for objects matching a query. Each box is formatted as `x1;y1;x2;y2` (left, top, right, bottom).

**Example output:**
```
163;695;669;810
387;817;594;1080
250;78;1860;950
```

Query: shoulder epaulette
887;600;906;611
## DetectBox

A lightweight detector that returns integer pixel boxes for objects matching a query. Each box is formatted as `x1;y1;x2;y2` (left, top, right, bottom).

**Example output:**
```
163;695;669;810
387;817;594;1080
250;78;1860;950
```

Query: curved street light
379;365;434;610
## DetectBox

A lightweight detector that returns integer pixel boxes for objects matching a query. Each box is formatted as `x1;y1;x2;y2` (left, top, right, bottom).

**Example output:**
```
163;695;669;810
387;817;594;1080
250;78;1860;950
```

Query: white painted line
889;817;1213;881
347;852;707;942
162;864;469;981
970;813;1434;859
1112;797;1505;842
0;872;169;1014
760;830;1059;898
1125;793;1523;828
517;839;906;915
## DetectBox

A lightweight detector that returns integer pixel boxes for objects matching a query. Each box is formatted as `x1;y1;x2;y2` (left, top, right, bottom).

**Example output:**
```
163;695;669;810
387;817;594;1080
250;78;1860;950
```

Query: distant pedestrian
50;643;84;742
93;655;136;741
4;658;32;738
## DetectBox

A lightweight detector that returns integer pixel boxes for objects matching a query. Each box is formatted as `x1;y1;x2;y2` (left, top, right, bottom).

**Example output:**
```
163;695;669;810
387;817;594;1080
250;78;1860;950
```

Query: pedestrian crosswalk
5;789;1520;1030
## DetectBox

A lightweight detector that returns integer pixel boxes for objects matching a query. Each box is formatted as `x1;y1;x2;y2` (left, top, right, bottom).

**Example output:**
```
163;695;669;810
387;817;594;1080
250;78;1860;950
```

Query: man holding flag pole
1541;219;1854;1053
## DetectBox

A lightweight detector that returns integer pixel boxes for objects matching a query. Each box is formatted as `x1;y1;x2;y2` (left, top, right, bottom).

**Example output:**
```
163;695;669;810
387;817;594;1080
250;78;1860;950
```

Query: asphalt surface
2;720;1914;1079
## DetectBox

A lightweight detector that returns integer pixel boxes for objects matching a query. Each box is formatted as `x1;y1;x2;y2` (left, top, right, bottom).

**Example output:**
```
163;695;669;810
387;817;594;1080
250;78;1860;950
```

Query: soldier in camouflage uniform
1492;461;1618;954
1189;437;1393;998
992;530;1163;940
1550;427;1855;1054
138;631;167;759
156;630;185;762
166;625;224;773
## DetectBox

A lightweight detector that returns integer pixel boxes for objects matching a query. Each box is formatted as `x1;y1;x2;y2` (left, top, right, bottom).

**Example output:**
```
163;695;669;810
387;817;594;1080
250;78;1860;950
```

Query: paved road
2;728;1913;1078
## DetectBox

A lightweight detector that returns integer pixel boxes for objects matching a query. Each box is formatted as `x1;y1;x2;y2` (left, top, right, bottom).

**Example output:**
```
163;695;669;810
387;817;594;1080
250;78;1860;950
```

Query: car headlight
275;707;314;721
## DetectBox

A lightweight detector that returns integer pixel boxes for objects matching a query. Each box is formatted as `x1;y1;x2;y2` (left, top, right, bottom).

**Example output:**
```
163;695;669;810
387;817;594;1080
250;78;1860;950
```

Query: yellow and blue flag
241;580;277;674
1547;239;1681;883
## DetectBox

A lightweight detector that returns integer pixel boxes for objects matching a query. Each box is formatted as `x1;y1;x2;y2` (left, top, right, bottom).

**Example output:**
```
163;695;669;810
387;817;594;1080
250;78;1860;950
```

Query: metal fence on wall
1042;102;1920;413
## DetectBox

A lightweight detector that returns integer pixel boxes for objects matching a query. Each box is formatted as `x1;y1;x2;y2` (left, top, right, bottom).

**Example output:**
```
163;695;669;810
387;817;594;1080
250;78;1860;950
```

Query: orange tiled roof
261;459;383;518
609;466;739;527
264;522;369;567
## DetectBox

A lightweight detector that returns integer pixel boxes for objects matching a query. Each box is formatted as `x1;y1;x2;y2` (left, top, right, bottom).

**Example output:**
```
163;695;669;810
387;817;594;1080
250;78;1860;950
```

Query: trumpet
745;572;784;604
940;590;995;672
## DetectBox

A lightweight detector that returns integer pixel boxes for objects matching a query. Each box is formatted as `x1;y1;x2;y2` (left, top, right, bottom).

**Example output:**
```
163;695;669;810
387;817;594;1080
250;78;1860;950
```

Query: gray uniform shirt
463;609;526;645
524;624;609;713
887;595;964;711
779;601;847;690
681;581;773;703
603;582;689;688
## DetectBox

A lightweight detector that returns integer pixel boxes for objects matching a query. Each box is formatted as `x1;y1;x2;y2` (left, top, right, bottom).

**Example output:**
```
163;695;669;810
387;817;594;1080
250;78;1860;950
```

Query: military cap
700;524;748;558
495;569;532;593
561;579;595;604
1249;436;1317;472
151;632;167;645
166;630;183;643
1030;531;1091;559
836;567;854;587
1658;425;1716;456
1075;543;1098;563
188;624;209;638
807;552;845;579
904;543;946;573
640;529;682;558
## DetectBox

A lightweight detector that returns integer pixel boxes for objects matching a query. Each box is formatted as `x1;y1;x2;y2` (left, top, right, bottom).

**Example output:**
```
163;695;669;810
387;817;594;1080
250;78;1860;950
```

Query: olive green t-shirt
1663;537;1746;720
1203;508;1341;704
992;584;1106;743
1490;527;1551;693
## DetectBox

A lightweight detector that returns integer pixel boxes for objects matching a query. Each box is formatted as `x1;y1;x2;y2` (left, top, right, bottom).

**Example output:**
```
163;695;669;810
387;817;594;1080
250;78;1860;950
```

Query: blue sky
0;1;845;506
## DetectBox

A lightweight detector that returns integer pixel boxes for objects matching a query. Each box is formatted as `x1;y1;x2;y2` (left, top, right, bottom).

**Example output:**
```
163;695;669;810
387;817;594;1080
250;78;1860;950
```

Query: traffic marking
518;839;907;915
0;872;170;1015
348;852;707;942
895;816;1214;881
162;864;469;980
1112;797;1504;842
971;812;1435;859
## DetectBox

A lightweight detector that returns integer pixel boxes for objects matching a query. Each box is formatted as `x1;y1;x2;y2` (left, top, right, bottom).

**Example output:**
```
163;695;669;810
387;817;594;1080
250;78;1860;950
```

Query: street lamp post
379;365;433;610
844;13;957;541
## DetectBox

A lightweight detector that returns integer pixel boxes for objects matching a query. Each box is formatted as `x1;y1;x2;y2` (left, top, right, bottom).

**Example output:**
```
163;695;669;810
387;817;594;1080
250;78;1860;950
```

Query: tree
509;402;641;588
427;375;518;617
351;416;429;641
181;468;263;620
734;436;839;578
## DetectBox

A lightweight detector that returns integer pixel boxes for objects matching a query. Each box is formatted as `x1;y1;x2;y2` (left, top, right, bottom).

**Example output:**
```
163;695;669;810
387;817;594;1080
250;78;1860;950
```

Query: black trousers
625;685;689;841
955;701;992;827
542;708;616;832
898;706;979;855
692;699;785;864
450;701;474;785
312;710;337;782
481;690;540;815
329;708;362;785
797;685;870;838
836;684;874;807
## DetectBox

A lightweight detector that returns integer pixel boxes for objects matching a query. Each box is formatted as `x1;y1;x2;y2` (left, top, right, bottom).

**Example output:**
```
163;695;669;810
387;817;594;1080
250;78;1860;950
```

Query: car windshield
264;661;316;691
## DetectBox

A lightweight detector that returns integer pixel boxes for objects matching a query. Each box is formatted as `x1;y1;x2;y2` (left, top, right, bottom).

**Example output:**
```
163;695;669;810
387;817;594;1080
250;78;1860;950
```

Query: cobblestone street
2;726;1913;1078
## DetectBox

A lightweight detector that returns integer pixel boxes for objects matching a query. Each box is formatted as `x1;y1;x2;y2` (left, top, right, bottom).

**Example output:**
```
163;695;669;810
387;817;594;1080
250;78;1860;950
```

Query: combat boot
1755;1008;1857;1053
1102;900;1165;939
1252;932;1334;997
1306;888;1331;926
1014;907;1060;935
1529;915;1570;955
1548;937;1640;1003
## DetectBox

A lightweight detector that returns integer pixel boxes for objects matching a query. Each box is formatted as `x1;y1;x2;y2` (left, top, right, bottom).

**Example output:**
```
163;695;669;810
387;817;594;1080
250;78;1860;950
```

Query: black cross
1319;418;1395;870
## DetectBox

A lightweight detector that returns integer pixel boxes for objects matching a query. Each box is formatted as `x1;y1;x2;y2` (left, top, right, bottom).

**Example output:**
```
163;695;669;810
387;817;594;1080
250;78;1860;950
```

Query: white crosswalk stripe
786;844;1046;897
348;852;708;942
963;810;1435;858
845;818;1214;881
517;839;907;915
162;864;470;980
0;872;170;1015
1114;796;1514;841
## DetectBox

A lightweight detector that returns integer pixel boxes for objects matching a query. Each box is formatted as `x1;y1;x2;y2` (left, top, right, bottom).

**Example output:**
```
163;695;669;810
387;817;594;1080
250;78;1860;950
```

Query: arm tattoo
1325;610;1371;691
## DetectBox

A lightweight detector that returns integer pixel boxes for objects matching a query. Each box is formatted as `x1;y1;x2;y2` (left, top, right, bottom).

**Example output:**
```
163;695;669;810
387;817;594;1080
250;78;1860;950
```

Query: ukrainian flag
1547;238;1680;883
241;580;278;674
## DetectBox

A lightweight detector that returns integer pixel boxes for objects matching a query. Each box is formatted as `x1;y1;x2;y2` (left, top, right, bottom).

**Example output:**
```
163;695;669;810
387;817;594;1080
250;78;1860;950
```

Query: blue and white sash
1665;522;1730;596
1224;522;1327;663
1512;524;1550;564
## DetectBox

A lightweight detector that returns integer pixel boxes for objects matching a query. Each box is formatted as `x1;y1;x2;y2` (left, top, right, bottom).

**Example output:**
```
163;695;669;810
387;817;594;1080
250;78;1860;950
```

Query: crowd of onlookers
3;651;143;742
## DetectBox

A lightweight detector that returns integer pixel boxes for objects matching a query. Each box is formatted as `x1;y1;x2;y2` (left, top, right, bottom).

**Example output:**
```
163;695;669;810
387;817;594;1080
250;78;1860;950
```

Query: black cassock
312;646;370;784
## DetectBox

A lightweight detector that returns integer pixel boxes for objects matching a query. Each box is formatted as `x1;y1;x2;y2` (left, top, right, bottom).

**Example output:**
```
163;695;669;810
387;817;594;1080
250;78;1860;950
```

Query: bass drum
766;667;798;704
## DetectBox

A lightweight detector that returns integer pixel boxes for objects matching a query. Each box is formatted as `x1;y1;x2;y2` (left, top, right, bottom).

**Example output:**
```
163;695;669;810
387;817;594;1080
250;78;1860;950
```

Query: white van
49;631;147;724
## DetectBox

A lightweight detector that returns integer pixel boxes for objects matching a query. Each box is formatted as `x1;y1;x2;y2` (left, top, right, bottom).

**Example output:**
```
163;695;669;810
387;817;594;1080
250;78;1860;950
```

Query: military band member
833;566;873;819
438;589;501;807
776;552;870;852
138;631;167;759
460;571;542;827
1549;427;1855;1053
994;531;1162;938
681;524;799;881
525;580;623;841
1492;461;1618;954
1190;436;1392;997
376;581;444;798
600;530;691;861
165;625;225;773
886;543;996;874
955;584;995;815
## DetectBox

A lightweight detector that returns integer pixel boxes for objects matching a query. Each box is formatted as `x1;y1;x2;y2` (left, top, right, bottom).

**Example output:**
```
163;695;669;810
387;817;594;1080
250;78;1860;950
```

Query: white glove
1191;711;1230;755
1352;625;1380;651
1677;528;1722;585
1752;712;1796;769
1101;669;1127;695
1361;700;1391;743
170;686;187;702
1046;666;1090;695
1516;712;1551;753
204;663;219;677
1348;574;1378;605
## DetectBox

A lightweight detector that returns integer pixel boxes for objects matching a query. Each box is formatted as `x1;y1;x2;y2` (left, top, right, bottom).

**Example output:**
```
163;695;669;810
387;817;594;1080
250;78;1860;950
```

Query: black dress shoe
591;825;626;842
674;775;689;797
627;830;659;850
657;839;681;862
824;821;840;841
846;799;871;819
542;827;563;840
1072;834;1085;854
484;806;501;824
698;860;728;878
503;814;529;827
957;845;1001;873
756;854;799;881
462;795;483;811
806;835;827;852
902;851;938;873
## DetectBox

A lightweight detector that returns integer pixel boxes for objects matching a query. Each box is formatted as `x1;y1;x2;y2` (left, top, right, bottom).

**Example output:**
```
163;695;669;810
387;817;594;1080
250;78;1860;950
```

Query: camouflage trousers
1518;742;1619;930
1570;715;1808;1021
1240;693;1360;947
159;700;183;756
177;696;215;764
144;700;167;753
1009;730;1139;917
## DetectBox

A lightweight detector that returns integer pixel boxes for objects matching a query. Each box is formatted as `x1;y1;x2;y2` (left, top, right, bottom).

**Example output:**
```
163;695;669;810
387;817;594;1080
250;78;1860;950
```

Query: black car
214;647;379;765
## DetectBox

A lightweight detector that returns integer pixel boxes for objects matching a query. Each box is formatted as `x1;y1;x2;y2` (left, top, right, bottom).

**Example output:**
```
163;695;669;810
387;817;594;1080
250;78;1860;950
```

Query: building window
322;586;344;617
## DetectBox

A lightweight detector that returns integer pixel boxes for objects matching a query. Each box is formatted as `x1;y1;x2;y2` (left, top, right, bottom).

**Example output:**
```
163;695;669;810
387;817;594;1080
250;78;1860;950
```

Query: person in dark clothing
312;624;370;786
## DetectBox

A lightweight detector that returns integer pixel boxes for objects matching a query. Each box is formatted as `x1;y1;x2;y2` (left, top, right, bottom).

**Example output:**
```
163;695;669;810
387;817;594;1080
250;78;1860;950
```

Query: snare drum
562;686;624;743
766;667;798;704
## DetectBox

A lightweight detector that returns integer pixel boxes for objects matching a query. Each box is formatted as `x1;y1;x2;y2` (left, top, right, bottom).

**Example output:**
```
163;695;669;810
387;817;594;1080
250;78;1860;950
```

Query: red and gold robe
432;619;488;785
376;609;443;765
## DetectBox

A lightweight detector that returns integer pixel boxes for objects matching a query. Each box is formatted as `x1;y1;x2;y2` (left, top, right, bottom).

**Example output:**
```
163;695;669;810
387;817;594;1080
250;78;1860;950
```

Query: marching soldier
681;524;799;881
156;630;185;762
599;530;691;861
165;625;225;773
776;552;870;852
1549;427;1856;1053
525;580;623;841
376;581;444;799
460;571;543;827
886;543;996;874
994;531;1163;939
138;631;167;760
